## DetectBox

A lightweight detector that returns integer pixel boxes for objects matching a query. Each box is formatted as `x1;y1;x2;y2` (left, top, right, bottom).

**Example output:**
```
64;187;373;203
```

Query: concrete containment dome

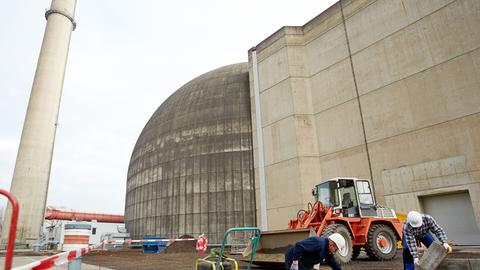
125;63;255;242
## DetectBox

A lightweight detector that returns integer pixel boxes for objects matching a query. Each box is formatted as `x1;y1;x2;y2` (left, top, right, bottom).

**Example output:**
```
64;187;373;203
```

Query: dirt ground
82;247;480;270
4;247;477;270
82;249;405;270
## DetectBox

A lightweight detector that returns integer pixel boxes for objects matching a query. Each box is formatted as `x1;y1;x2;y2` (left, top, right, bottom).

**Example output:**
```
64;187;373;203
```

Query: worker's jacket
402;214;448;259
284;236;341;270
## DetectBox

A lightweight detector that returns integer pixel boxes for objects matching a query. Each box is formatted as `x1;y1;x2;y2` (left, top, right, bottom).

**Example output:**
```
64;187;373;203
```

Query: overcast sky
0;0;337;215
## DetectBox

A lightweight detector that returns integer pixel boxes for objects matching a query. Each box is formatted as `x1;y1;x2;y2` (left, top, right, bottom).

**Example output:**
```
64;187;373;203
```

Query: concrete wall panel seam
346;0;458;60
366;111;480;145
355;45;480;104
302;0;378;47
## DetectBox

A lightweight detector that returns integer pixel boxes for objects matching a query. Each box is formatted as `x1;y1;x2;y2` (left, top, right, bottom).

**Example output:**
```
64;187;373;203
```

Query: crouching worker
403;211;452;270
284;233;345;270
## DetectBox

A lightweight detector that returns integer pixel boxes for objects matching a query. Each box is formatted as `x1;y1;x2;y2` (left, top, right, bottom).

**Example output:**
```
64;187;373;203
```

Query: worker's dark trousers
284;260;314;270
402;233;434;270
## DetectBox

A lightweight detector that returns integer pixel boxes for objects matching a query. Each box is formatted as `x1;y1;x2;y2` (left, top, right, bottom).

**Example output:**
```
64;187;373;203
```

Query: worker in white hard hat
403;211;452;270
284;234;344;270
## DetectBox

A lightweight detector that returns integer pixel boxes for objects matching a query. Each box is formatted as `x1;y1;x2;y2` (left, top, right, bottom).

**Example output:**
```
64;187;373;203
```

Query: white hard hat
328;233;346;254
407;211;423;228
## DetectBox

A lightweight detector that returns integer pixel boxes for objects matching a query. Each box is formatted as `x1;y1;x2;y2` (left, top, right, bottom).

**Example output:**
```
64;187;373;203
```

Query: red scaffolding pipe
0;189;20;270
45;206;124;223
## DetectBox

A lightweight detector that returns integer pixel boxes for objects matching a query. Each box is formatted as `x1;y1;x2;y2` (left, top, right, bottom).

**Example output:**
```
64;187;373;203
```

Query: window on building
92;227;97;235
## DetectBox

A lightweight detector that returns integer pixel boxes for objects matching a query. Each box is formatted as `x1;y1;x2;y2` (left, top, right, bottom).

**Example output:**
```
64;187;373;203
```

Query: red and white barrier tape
12;242;103;270
104;238;196;244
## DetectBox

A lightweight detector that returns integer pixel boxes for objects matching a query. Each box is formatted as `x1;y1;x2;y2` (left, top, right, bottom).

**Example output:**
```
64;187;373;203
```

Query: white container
62;223;91;251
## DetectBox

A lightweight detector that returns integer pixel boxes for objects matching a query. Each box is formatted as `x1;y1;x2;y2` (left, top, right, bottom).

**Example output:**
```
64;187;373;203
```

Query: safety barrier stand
0;189;20;270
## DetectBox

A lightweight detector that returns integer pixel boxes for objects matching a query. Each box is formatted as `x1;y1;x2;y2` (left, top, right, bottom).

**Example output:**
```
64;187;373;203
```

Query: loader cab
313;178;376;218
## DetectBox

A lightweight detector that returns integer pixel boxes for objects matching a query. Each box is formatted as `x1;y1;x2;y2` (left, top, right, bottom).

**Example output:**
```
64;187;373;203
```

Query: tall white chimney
2;0;77;246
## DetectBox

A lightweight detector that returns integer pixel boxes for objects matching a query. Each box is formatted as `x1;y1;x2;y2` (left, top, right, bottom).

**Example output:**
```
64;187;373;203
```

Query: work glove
290;261;299;270
414;258;420;266
443;243;452;253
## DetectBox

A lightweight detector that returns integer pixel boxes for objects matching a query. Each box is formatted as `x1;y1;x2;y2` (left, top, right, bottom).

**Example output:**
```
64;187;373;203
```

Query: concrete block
419;242;447;270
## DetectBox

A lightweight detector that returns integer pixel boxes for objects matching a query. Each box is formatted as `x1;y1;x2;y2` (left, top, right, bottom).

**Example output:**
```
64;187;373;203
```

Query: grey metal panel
421;192;480;245
125;63;256;243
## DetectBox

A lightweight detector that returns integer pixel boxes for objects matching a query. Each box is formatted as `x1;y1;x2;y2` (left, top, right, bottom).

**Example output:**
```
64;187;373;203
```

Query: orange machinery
252;178;403;266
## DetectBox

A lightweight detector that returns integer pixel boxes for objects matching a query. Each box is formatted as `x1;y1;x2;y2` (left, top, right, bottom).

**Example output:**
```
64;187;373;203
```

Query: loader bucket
246;228;316;266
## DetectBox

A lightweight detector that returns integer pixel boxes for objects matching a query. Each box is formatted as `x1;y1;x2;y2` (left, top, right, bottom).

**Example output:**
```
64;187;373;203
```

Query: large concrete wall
248;0;480;230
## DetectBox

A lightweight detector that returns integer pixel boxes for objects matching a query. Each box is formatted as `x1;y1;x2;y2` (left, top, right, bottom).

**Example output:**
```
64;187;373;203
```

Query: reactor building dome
125;63;256;242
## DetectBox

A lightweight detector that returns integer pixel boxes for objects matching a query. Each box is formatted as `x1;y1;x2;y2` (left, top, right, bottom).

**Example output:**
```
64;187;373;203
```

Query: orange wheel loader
250;178;403;266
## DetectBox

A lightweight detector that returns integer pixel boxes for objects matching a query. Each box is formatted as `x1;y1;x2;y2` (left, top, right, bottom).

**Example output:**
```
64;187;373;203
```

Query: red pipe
45;207;124;223
0;189;20;270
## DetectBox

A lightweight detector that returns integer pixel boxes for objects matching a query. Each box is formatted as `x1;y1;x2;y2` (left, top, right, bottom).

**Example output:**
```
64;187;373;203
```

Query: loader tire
321;224;353;265
365;224;397;261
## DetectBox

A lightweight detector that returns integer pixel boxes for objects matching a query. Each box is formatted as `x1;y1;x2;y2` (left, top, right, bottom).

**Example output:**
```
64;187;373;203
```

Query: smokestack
2;0;77;246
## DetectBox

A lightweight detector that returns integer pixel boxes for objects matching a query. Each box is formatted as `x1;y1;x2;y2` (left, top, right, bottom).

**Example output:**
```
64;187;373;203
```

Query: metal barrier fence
0;189;20;270
12;242;103;270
